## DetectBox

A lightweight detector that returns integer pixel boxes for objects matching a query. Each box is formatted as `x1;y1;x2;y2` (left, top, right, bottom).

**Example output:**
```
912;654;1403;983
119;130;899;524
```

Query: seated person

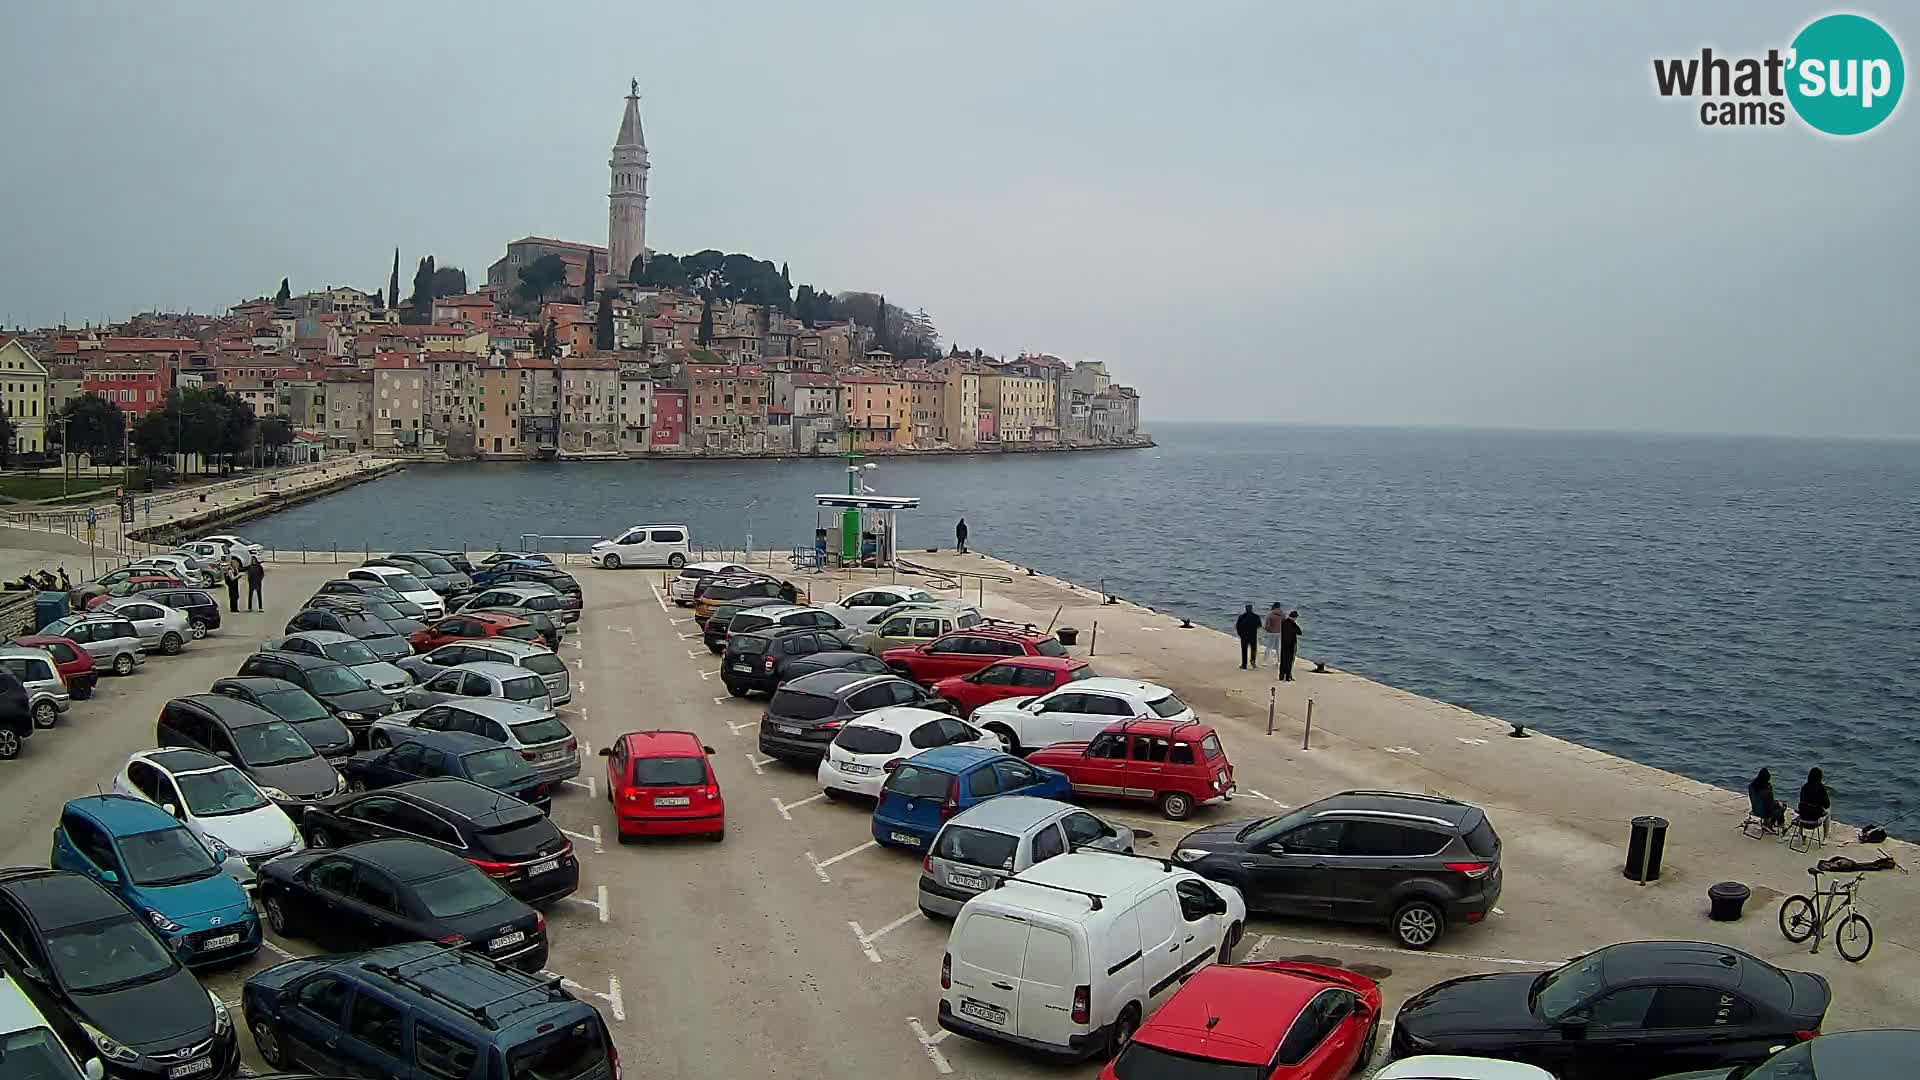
1747;768;1786;831
1796;766;1832;825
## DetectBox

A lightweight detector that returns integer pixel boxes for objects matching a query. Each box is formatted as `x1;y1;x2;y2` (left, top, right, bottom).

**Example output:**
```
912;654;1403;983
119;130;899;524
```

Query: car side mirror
1352;1001;1372;1020
703;745;717;755
1556;1014;1590;1037
98;870;118;886
596;747;613;757
210;846;228;865
216;750;235;762
84;1057;105;1080
162;802;181;819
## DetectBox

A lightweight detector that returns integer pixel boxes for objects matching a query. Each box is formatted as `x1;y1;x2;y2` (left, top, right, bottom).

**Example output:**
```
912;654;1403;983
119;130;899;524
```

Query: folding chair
1739;791;1780;838
1786;813;1829;853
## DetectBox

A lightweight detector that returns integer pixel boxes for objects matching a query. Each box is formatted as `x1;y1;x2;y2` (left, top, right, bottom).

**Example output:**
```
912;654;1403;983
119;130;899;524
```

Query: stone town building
841;374;910;452
649;387;687;450
512;357;560;452
81;356;167;417
322;373;373;451
474;364;520;458
487;238;611;306
685;364;770;452
904;374;945;447
979;367;1051;444
559;355;620;453
783;374;844;455
618;369;652;450
427;354;480;457
928;360;980;449
371;354;427;449
0;338;49;454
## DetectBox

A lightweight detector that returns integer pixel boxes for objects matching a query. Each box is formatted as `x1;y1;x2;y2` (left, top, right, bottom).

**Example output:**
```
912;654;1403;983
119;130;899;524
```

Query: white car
590;524;691;569
970;677;1195;753
817;706;999;798
1373;1058;1558;1080
132;553;213;586
669;561;749;604
92;596;192;655
112;747;303;871
198;533;263;565
824;585;939;628
0;971;105;1080
349;564;445;618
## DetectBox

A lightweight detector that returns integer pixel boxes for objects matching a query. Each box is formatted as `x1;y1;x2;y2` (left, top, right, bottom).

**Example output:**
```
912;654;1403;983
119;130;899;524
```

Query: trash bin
1623;814;1669;882
1056;627;1079;647
33;591;70;632
1708;881;1751;921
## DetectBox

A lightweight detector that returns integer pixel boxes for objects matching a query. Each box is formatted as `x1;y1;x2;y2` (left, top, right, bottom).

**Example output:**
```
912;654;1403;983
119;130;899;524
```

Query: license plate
168;1059;213;1079
542;748;566;760
776;724;800;735
949;872;986;891
488;930;525;951
889;831;921;845
655;796;691;806
842;761;873;775
529;859;559;876
732;663;754;673
202;932;241;950
959;999;1007;1025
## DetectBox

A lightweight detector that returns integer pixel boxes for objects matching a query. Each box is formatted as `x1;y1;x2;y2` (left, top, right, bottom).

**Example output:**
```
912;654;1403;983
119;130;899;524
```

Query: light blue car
50;795;261;967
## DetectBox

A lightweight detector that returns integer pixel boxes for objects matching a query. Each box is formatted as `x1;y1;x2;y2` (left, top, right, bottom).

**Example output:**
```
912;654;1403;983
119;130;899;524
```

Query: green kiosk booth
813;492;920;568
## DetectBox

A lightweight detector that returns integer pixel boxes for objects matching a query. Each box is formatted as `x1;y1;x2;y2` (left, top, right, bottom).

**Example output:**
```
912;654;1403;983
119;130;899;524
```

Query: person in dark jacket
245;559;265;611
1234;604;1261;669
955;517;969;554
223;558;241;612
1797;767;1832;824
1748;768;1785;831
1279;610;1302;681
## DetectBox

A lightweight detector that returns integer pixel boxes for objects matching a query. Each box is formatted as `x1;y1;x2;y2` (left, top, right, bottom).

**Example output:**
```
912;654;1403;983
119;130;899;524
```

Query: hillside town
0;84;1147;464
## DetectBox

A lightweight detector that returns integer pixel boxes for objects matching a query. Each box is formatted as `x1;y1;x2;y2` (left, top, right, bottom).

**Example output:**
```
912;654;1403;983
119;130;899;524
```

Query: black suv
702;597;783;653
758;670;949;763
1173;789;1502;949
0;670;32;761
722;626;861;697
155;693;344;810
235;650;397;743
298;778;578;906
211;675;356;758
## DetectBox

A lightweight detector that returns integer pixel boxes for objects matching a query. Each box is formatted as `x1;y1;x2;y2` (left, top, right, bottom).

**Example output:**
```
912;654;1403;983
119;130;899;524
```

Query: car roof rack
995;877;1106;910
1338;789;1465;805
365;948;567;1029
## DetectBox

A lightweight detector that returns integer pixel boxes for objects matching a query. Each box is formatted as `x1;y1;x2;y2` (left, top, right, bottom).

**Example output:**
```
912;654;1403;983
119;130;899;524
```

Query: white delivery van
939;851;1245;1062
590;524;691;569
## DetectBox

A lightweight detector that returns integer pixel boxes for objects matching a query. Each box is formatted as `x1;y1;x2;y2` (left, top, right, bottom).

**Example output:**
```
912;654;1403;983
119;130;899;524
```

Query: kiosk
813;493;920;568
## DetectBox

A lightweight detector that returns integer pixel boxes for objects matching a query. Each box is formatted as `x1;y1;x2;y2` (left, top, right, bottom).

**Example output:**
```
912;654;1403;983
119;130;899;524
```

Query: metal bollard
1302;698;1314;750
1089;620;1098;656
1266;687;1276;736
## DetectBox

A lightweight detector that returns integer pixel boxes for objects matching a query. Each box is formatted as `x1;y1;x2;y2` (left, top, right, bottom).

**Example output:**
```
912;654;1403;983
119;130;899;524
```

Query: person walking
223;558;241;613
245;559;265;611
1262;603;1285;665
955;517;969;554
1234;604;1261;669
1279;609;1302;681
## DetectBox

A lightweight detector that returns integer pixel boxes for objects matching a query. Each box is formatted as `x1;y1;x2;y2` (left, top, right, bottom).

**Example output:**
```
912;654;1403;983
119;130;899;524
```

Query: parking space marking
713;696;732;706
670;617;692;625
727;718;755;735
564;775;595;797
905;1018;954;1074
687;649;706;659
849;911;919;962
806;840;878;883
679;633;701;641
561;885;610;924
261;938;300;960
605;625;632;634
745;753;775;775
649;585;670;613
542;971;626;1022
560;824;605;853
1244;789;1285;804
772;792;826;820
1248;933;1557;968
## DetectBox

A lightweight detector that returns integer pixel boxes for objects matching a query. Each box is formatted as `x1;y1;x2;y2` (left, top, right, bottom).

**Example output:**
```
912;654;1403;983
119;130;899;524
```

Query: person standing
1262;603;1285;665
1279;609;1302;681
955;517;969;554
1234;604;1261;669
223;558;241;613
246;559;265;611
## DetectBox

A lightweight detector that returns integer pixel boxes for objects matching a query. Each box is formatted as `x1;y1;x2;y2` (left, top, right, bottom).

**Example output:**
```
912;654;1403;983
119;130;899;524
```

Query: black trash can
1056;627;1079;647
1708;881;1751;921
1623;815;1669;882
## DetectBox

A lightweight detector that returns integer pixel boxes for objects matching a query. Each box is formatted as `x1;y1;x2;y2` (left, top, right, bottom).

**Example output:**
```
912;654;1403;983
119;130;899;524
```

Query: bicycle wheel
1836;912;1873;962
1779;895;1817;943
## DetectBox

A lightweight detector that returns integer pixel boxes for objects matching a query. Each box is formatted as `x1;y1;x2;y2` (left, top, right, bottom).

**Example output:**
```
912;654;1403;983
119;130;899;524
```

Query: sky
2;2;1915;437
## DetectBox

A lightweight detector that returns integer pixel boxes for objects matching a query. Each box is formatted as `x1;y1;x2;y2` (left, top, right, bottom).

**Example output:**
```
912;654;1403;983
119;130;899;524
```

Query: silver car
41;615;146;675
453;583;575;628
918;796;1135;918
0;645;70;729
261;631;413;698
367;697;580;783
93;596;192;655
396;639;571;706
399;660;552;713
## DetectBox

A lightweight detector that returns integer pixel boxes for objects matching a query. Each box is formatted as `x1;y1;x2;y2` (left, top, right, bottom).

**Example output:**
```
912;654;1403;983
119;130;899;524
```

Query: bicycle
1778;856;1901;962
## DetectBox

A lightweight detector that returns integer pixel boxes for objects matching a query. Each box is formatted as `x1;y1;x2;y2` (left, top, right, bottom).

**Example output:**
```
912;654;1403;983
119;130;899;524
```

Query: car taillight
1445;862;1492;879
533;911;546;935
941;778;960;818
1795;1029;1820;1042
941;953;951;990
438;933;466;945
623;787;645;803
1071;985;1090;1024
923;854;933;874
704;784;720;801
521;750;538;761
467;857;517;878
819;720;842;730
609;1041;621;1080
763;657;775;673
883;758;906;773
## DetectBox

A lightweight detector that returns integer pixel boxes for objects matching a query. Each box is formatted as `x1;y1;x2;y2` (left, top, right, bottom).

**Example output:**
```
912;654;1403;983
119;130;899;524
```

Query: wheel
1107;1005;1140;1061
71;683;93;700
307;827;331;849
668;553;685;568
264;895;295;937
188;619;208;640
708;644;723;655
822;787;842;802
1392;900;1445;949
708;827;725;842
32;701;58;729
942;697;968;718
1219;921;1241;963
251;1020;288;1070
1779;895;1817;943
615;830;633;845
602;553;621;569
726;682;748;698
0;729;19;760
113;653;134;676
160;632;183;655
371;731;391;749
346;778;366;793
984;724;1020;755
1353;1018;1379;1073
920;904;944;920
1836;912;1873;962
1159;791;1193;820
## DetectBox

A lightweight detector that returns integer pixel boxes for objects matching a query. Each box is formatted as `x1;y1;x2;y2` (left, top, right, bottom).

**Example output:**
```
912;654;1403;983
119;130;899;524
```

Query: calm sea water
246;424;1920;832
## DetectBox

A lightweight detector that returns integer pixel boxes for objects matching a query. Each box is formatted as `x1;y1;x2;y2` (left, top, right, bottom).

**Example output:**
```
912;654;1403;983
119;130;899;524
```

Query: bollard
1302;698;1315;750
1266;687;1275;736
1045;605;1062;634
1089;620;1098;656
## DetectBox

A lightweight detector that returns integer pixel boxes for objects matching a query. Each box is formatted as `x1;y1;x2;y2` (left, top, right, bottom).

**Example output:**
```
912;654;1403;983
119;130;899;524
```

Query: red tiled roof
103;337;197;351
373;355;421;370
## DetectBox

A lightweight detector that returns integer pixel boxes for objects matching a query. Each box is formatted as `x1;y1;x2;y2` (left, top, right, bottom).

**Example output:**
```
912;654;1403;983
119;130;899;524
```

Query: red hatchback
600;730;726;841
884;626;1070;685
1025;718;1234;820
1099;961;1382;1080
929;655;1092;718
409;610;544;652
12;635;97;700
84;575;185;609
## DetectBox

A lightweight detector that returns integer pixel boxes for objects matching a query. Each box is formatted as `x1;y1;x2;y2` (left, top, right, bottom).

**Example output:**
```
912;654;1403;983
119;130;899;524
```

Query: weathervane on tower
630;77;637;97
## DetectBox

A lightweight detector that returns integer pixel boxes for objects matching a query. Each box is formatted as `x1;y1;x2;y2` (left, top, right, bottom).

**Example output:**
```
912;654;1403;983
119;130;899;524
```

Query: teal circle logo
1787;13;1904;135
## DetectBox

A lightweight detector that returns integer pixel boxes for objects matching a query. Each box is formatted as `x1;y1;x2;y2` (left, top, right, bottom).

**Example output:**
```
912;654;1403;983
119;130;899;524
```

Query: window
1587;987;1656;1030
1030;824;1066;863
885;681;923;706
1279;819;1346;856
348;993;406;1058
1086;733;1126;759
908;722;946;750
1646;986;1752;1029
61;814;119;871
1176;879;1220;921
1276;991;1347;1066
964;767;999;798
350;867;402;913
992;760;1038;790
935;719;979;745
295;976;351;1026
1343;821;1450;858
1086;694;1135;717
1062;812;1108;847
911;617;941;639
1170;741;1196;765
415;1023;480;1080
1129;736;1170;763
1013;666;1059;689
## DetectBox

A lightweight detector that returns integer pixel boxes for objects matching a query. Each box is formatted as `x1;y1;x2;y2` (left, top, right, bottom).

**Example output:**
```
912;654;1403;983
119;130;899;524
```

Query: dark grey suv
757;670;949;763
1172;789;1502;949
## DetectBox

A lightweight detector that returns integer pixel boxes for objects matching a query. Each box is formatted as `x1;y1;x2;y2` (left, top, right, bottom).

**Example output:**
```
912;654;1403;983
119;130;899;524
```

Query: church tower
608;79;649;284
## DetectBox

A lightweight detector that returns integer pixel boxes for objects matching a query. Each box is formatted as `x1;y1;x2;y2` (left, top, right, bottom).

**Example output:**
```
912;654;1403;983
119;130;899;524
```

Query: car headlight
334;771;347;792
337;710;365;722
258;786;291;801
145;909;181;933
208;990;230;1035
80;1023;141;1064
1173;848;1212;863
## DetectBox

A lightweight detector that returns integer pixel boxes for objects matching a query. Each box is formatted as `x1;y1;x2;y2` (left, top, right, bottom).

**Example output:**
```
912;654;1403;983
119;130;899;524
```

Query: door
120;603;163;642
1124;732;1175;799
413;1021;481;1080
54;812;121;885
378;742;429;785
1023;691;1087;748
949;913;1029;1038
1333;820;1452;921
281;974;354;1075
1245;819;1346;914
1067;692;1136;742
649;528;687;564
335;796;411;844
1174;878;1226;964
992;759;1048;798
1134;890;1185;1007
344;864;413;947
337;988;410;1078
1061;811;1126;853
1016;924;1078;1048
1075;733;1134;797
298;858;362;946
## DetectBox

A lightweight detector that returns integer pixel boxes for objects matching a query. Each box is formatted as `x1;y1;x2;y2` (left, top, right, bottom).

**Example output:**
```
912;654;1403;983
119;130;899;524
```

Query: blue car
51;794;261;967
340;728;554;813
469;559;556;588
872;746;1071;850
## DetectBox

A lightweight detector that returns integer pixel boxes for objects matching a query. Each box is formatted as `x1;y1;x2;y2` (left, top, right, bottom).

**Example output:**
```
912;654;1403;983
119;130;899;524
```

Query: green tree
409;255;437;315
0;411;14;466
430;264;467;298
697;293;713;346
582;254;597;305
258;416;294;462
56;393;126;465
388;248;400;310
274;278;290;304
543;317;561;359
595;291;615;351
130;409;174;466
515;254;569;308
780;262;792;313
873;293;888;351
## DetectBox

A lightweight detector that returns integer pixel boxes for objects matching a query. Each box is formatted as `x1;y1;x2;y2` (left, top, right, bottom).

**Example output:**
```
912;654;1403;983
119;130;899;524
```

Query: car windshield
46;916;178;993
520;653;566;676
232;720;317;767
630;757;707;786
321;640;380;665
512;717;571;745
337;613;389;635
292;715;352;748
0;1027;86;1079
932;825;1019;870
359;599;408;621
1111;1042;1264;1080
412;868;504;918
462;748;536;788
1531;952;1607;1018
118;825;220;886
834;725;902;755
502;675;546;701
506;1018;607;1080
1201;734;1224;759
306;665;372;695
1744;1041;1816;1079
411;555;458;575
381;572;428;592
176;769;269;817
1033;639;1068;657
1146;693;1189;718
885;764;952;799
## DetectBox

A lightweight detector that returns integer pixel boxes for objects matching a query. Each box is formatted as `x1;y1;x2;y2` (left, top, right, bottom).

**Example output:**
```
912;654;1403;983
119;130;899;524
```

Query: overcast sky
2;2;1914;437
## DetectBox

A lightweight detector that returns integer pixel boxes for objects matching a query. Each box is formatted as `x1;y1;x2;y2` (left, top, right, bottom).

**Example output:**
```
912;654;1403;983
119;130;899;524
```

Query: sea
244;423;1920;834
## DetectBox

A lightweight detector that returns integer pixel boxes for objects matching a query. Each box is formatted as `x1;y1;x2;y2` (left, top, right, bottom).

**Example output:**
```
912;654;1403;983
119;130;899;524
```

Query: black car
236;651;397;744
462;606;563;649
485;569;582;611
1391;941;1831;1080
425;549;477;575
723;626;862;697
341;729;552;812
155;694;343;810
0;670;33;761
297;778;576;905
757;670;948;763
210;676;355;758
310;578;429;621
1173;789;1503;949
143;587;222;638
257;838;549;972
783;650;893;680
305;593;427;638
0;867;239;1080
1654;1028;1920;1080
702;598;783;653
285;607;410;663
378;552;472;596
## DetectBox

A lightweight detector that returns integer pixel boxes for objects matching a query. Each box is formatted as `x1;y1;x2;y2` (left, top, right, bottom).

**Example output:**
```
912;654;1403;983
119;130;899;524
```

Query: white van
591;524;692;569
939;851;1245;1062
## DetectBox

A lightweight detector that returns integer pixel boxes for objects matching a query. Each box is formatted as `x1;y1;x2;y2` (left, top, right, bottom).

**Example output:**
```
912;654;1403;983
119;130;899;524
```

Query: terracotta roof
841;374;902;385
558;355;618;370
103;337;197;351
787;374;840;388
373;355;421;370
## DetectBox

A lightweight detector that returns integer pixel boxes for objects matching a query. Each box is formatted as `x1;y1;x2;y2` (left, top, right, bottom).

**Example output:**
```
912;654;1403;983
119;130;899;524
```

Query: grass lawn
0;473;117;501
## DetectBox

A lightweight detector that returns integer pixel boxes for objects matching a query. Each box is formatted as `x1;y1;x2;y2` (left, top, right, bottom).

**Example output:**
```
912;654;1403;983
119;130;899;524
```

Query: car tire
371;731;391;749
188;619;208;640
1392;899;1445;949
1219;920;1241;963
708;644;723;655
113;653;135;676
307;827;332;849
616;830;633;845
709;827;725;842
0;728;19;760
1158;791;1193;820
71;683;93;701
668;553;686;568
264;895;296;937
919;904;944;920
983;723;1020;755
1107;1004;1140;1061
251;1020;288;1070
160;632;183;655
603;554;621;569
1354;1018;1378;1073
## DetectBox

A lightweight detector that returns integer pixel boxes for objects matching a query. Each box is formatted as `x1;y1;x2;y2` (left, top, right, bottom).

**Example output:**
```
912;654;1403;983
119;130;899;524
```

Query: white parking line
849;910;919;962
670;617;692;625
700;669;720;680
542;971;626;1022
579;739;592;756
806;840;877;883
745;753;775;775
564;775;596;797
772;792;826;820
727;718;756;735
261;938;300;960
561;824;605;853
687;649;706;659
649;585;670;614
561;885;610;924
679;633;701;641
605;625;632;634
906;1018;953;1074
713;696;732;706
1248;933;1557;968
1244;790;1285;804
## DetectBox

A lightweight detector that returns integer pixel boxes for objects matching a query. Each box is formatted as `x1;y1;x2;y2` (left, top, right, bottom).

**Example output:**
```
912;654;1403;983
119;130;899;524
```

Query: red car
1099;961;1381;1080
884;626;1070;685
11;635;97;700
408;610;544;652
929;655;1093;718
1025;718;1234;820
83;575;185;609
600;730;726;841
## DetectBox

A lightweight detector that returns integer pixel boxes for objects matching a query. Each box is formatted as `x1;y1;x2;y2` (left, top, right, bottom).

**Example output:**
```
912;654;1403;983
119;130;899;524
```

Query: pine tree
544;317;561;359
780;262;792;314
388;248;400;310
275;278;290;304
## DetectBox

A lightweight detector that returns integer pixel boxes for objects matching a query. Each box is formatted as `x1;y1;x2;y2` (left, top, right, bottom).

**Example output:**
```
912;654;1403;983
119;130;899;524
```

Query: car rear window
1111;1042;1264;1080
502;676;547;701
885;763;952;799
768;690;834;720
506;1017;607;1080
412;868;503;918
1465;816;1501;858
932;825;1019;870
520;653;566;676
729;633;771;654
1033;638;1067;657
511;717;571;745
730;618;772;637
463;748;536;788
834;724;902;755
381;572;428;592
630;757;707;786
1146;693;1189;718
500;626;543;643
1200;734;1224;759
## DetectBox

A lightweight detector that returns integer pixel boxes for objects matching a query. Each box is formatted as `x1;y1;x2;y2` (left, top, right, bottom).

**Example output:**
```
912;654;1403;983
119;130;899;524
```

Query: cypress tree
388;248;400;310
595;291;615;351
275;278;290;304
583;254;597;304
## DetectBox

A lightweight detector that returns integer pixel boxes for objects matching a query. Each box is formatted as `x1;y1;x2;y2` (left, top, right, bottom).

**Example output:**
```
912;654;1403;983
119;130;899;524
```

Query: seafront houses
474;363;520;458
0;337;50;454
559;354;620;453
372;354;427;450
842;374;910;451
685;363;771;452
322;371;373;452
618;367;652;451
